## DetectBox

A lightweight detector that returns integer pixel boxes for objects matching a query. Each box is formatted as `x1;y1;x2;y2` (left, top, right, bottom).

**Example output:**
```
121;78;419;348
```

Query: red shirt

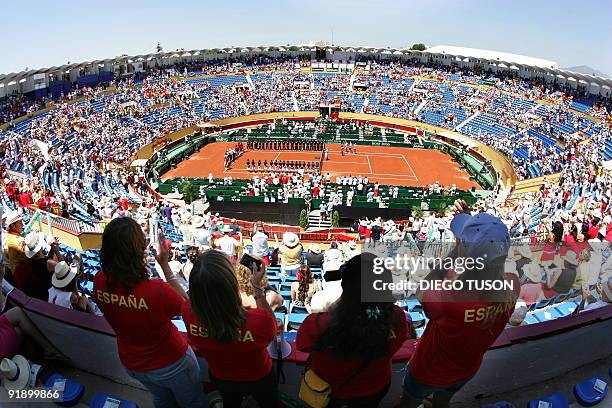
296;306;408;399
409;274;520;387
93;273;188;372
182;303;276;382
588;225;600;240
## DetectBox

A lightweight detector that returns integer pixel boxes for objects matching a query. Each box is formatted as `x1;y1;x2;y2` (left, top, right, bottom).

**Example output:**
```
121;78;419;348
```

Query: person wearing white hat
216;225;241;264
278;232;303;276
191;216;211;250
518;261;544;303
305;244;324;268
48;261;96;313
323;242;344;273
3;209;26;274
250;224;270;266
13;232;63;301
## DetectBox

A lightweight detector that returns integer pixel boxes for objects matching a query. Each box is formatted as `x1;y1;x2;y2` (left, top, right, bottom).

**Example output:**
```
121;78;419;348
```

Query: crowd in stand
3;193;610;407
1;54;612;408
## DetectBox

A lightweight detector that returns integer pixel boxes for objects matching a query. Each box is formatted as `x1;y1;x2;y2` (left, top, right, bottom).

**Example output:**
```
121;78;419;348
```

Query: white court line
400;155;418;179
367;155;373;174
330;170;418;179
326;160;369;165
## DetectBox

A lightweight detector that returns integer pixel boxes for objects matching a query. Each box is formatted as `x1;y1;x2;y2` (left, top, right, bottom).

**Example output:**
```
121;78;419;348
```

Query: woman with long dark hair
182;249;279;408
296;253;409;407
93;217;207;408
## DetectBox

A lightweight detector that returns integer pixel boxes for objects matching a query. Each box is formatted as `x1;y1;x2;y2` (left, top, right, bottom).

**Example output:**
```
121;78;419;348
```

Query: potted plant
331;210;340;228
299;209;309;230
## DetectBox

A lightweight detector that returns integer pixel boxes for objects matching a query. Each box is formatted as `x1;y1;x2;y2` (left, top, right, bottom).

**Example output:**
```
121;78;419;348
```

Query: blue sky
2;0;611;75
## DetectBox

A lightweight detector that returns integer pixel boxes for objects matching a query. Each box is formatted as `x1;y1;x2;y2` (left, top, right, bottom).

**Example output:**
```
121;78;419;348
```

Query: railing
25;209;104;235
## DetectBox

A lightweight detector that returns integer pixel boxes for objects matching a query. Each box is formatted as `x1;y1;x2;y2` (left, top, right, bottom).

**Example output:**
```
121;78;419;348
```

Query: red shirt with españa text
409;273;520;387
93;272;188;372
182;302;276;381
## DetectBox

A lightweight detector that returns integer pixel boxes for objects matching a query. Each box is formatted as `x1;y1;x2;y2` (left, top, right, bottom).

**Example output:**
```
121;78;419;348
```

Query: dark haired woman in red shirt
297;253;409;407
94;217;207;408
182;249;279;408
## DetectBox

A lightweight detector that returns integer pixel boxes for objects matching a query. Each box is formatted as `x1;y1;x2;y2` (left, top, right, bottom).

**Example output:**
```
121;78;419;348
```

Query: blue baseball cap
450;212;511;261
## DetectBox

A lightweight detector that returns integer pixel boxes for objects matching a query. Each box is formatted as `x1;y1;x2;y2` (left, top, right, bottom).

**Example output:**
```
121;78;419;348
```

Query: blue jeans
281;264;300;277
403;366;470;400
127;347;208;408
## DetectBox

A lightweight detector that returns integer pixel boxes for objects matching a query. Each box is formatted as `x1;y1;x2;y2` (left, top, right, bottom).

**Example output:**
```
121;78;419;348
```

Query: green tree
180;180;196;204
299;209;309;229
410;43;427;51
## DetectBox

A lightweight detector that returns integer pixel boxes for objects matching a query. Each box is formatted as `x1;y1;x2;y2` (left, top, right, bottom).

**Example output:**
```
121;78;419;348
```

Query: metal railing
25;209;104;235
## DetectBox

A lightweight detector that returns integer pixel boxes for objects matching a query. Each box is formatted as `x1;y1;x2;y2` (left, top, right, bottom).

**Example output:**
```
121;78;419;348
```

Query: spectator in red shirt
182;249;279;408
93;218;208;408
297;253;409;407
400;202;519;408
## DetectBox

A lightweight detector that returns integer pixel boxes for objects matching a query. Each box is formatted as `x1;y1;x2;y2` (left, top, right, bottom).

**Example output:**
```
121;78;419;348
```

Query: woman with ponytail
296;253;409;407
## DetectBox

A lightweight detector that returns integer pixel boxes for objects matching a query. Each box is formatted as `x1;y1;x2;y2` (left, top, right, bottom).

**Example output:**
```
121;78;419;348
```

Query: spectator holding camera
182;249;279;408
400;200;519;408
93;217;208;408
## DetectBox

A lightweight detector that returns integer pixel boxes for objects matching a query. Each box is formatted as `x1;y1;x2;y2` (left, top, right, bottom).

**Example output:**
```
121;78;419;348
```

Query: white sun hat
283;232;300;248
52;261;79;289
3;210;23;227
0;355;31;390
191;215;205;229
309;244;321;254
24;232;50;259
522;261;543;283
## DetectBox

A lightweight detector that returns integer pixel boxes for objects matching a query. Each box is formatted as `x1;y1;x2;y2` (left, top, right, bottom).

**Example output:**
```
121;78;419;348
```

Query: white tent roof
426;45;558;69
130;159;148;167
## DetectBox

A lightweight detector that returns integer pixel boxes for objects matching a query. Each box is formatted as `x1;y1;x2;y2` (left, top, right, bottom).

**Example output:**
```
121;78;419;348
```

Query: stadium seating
573;376;608;406
90;393;138;408
526;392;570;408
44;373;85;407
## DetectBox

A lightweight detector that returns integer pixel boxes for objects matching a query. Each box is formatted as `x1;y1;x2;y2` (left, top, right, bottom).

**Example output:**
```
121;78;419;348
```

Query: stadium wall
6;285;611;406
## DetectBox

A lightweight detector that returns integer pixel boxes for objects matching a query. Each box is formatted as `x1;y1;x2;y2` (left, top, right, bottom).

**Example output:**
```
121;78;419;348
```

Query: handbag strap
334;358;372;394
304;356;372;394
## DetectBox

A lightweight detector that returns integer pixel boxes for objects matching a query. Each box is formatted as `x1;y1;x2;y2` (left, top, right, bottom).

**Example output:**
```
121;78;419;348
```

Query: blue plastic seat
287;313;307;331
480;401;514;408
573;376;608;406
527;392;569;408
289;303;309;314
44;374;84;407
408;311;426;328
89;393;138;408
554;301;579;316
533;308;563;322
